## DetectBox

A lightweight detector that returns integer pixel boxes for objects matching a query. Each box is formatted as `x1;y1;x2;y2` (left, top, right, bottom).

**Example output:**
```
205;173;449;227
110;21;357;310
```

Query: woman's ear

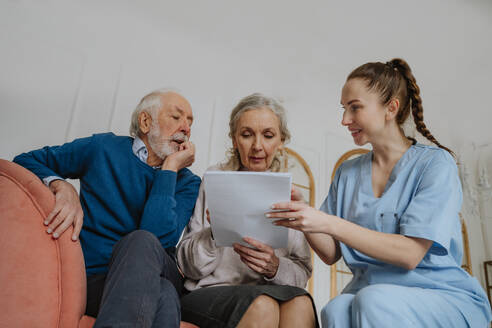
386;98;400;121
138;111;152;135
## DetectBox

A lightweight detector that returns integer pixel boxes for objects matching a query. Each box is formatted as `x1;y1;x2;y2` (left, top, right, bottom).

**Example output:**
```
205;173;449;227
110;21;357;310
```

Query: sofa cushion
0;159;86;328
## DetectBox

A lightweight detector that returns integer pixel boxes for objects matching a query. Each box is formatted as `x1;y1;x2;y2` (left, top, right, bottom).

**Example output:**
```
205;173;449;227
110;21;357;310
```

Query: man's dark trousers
86;230;183;328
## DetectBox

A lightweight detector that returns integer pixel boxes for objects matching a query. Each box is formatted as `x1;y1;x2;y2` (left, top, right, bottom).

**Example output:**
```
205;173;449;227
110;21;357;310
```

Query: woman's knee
281;295;313;317
243;295;280;322
354;285;391;306
279;295;315;327
321;302;333;323
321;293;354;328
250;295;279;313
285;295;312;308
352;285;394;320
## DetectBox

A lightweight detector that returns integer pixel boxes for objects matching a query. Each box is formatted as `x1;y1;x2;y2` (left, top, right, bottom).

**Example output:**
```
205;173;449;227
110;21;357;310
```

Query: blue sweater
14;133;201;275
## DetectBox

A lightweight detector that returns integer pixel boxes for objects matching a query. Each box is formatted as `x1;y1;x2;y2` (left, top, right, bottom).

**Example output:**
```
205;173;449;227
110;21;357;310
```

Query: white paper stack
204;171;292;249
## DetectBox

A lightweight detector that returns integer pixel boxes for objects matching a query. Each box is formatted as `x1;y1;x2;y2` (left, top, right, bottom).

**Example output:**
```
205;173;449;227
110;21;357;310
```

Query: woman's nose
341;110;352;126
252;137;262;151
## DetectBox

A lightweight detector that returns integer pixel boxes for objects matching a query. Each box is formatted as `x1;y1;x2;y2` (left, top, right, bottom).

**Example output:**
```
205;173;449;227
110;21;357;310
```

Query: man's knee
124;229;160;245
110;229;165;269
116;229;161;252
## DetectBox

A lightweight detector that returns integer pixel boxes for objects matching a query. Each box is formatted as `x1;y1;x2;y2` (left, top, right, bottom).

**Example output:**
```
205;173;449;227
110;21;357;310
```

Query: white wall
1;0;492;312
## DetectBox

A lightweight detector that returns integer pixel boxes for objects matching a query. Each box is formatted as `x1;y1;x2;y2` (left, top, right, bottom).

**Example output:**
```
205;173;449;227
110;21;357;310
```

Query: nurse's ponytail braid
389;59;454;156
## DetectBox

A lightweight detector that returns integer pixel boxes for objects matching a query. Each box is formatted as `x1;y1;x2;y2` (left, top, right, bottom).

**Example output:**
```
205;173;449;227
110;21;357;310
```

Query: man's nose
180;120;191;136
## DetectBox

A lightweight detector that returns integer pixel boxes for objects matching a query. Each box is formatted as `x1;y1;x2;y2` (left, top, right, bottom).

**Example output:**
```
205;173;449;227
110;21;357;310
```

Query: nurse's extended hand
267;201;330;234
233;237;279;279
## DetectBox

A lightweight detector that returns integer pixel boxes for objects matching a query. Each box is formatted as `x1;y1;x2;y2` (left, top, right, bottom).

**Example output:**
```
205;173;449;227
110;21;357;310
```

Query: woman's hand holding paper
233;237;279;279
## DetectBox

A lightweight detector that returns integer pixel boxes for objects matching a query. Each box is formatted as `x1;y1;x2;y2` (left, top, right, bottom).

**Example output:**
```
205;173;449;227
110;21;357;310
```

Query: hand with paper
233;237;280;278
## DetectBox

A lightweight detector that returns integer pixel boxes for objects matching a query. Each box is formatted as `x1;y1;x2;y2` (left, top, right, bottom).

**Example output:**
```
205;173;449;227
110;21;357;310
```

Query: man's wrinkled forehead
161;92;193;122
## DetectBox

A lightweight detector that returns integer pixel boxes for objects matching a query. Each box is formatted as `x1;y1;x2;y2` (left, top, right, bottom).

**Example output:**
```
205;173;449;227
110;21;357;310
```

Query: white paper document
204;171;292;249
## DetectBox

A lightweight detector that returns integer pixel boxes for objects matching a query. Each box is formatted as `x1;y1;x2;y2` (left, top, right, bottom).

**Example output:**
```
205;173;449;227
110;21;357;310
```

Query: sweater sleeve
13;135;95;181
139;168;201;248
176;183;223;280
267;229;312;288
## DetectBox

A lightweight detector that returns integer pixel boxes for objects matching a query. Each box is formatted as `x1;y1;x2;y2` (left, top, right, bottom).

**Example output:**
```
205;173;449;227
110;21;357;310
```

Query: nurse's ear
385;98;400;122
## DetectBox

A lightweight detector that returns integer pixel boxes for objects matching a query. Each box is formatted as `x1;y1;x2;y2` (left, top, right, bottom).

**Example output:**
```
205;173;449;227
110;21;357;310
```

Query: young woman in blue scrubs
270;58;492;327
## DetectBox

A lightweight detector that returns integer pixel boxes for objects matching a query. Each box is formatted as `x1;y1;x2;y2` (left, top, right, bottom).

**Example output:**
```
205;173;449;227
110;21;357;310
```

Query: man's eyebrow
175;106;194;121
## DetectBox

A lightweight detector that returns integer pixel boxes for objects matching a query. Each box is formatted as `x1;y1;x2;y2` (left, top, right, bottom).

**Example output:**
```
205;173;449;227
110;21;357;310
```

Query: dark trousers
86;230;183;328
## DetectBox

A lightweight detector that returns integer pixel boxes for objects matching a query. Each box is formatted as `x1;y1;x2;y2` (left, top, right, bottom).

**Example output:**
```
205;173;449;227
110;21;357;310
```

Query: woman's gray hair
221;93;291;171
129;88;179;137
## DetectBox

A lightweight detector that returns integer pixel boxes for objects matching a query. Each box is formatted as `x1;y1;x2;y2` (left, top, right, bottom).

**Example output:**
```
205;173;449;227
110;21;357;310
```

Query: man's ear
138;111;152;135
386;98;400;121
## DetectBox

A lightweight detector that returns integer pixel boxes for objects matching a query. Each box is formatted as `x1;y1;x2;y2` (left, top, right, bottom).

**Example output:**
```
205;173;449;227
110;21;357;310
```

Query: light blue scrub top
320;144;492;324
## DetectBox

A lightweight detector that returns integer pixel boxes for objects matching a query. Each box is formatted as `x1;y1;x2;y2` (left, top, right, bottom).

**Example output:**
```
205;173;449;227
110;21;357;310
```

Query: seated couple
14;57;492;328
14;89;317;328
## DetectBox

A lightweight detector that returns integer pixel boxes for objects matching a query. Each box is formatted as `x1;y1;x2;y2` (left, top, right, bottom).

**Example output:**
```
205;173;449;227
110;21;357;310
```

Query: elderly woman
177;93;317;328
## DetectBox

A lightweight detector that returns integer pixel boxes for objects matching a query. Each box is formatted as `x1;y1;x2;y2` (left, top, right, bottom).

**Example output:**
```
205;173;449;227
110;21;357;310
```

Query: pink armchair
0;159;197;328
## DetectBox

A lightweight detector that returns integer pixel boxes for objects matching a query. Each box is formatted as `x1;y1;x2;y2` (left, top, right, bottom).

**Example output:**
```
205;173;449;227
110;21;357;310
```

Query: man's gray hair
129;88;180;137
222;93;291;171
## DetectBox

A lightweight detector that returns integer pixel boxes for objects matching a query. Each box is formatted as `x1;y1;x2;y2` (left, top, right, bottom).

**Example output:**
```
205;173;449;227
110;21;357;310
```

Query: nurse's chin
352;138;369;147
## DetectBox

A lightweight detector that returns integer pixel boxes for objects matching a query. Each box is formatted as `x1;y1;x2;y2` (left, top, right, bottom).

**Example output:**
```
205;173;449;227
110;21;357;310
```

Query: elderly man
13;89;201;328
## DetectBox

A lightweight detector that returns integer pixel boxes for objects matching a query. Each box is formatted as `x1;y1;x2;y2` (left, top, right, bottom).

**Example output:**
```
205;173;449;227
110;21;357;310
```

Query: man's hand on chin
161;141;196;172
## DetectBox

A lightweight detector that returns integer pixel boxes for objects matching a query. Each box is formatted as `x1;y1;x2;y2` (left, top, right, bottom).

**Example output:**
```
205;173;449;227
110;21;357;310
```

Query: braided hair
347;58;454;156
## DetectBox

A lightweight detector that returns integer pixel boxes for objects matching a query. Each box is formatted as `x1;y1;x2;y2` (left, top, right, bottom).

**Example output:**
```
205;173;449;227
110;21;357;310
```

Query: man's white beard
148;123;188;160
